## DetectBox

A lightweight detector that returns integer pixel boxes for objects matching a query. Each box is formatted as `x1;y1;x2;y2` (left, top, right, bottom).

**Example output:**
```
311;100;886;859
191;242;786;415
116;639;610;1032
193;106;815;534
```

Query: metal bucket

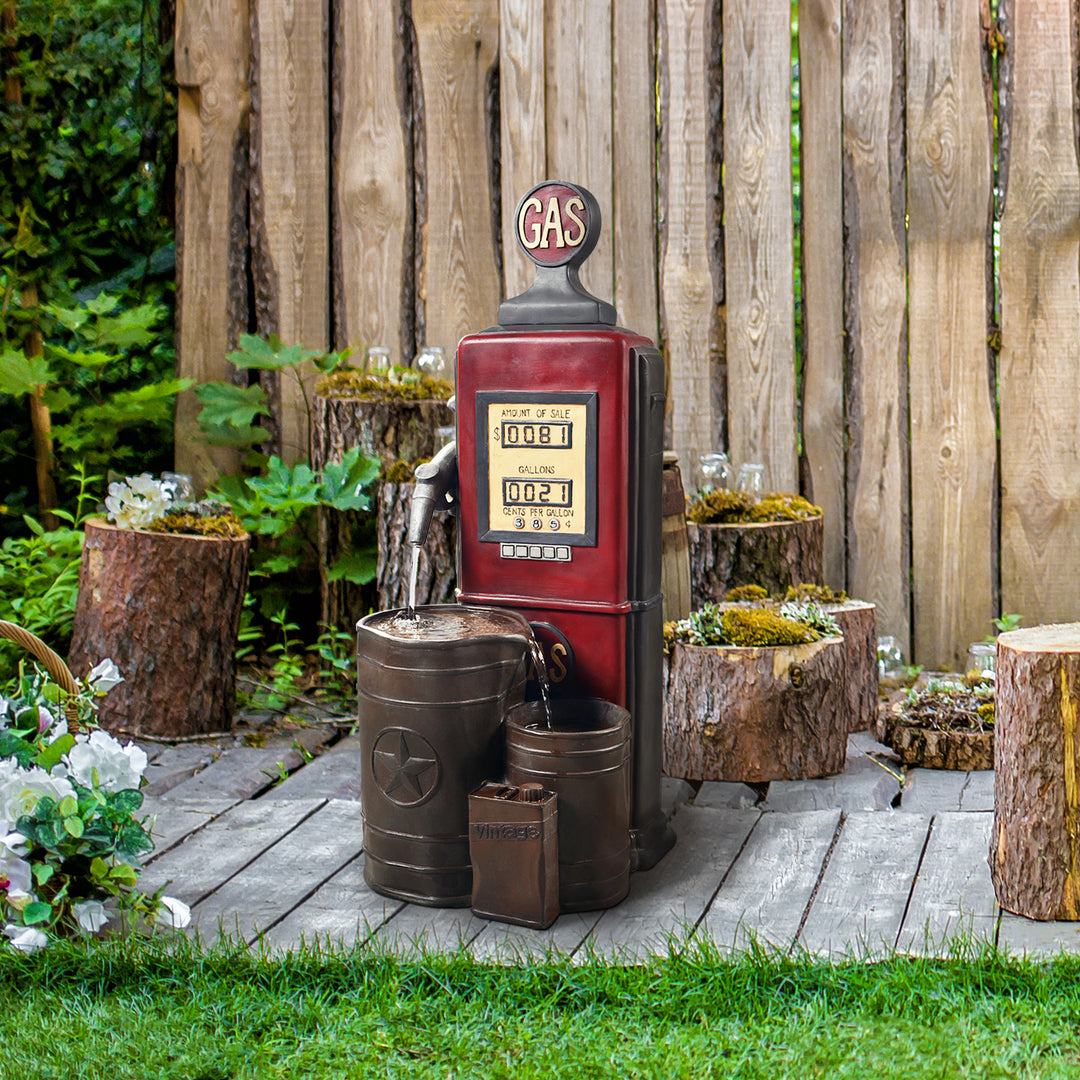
505;698;632;911
357;604;532;906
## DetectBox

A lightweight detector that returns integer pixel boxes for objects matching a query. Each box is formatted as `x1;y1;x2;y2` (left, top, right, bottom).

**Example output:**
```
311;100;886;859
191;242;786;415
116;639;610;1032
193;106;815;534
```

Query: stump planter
687;515;824;608
879;698;994;771
663;634;847;782
991;623;1080;920
67;519;249;738
825;600;877;732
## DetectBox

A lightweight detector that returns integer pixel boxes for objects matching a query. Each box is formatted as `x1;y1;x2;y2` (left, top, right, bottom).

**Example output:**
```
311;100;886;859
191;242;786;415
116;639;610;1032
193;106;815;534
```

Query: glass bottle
695;452;732;494
877;635;905;679
735;462;766;501
966;642;995;675
366;345;391;374
415;345;448;378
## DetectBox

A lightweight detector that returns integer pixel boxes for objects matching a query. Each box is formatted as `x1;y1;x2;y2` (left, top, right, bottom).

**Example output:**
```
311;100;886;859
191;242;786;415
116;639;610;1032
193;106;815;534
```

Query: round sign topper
514;181;601;269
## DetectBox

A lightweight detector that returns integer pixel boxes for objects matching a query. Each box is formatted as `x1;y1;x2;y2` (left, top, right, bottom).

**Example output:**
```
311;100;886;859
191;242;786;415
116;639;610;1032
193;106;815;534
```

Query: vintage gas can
468;782;559;929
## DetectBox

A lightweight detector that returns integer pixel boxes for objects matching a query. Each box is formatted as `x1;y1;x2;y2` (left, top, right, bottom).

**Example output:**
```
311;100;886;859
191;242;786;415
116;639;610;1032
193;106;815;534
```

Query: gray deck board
137;797;325;907
190;799;365;944
142;743;223;796
268;735;365;801
896;811;998;955
693;781;760;811
959;771;995;812
141;794;240;858
374;903;487;955
798;811;930;958
997;914;1080;956
583;806;759;960
764;756;899;813
468;912;601;962
898;769;968;814
699;809;841;952
263;854;405;952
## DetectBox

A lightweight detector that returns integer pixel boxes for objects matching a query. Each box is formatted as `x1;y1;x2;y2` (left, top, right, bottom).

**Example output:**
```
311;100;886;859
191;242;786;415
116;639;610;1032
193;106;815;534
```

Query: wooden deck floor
133;722;1080;961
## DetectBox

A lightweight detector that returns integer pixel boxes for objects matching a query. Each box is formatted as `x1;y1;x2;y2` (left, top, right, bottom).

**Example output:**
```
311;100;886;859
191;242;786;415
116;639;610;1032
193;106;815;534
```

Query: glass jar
735;462;766;501
161;472;193;506
966;642;995;675
366;345;391;374
877;635;905;679
415;345;448;378
435;425;456;449
695;452;732;494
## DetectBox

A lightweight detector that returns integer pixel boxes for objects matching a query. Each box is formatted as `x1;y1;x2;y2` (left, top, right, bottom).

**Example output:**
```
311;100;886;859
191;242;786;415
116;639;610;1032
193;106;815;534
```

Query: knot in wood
789;664;805;688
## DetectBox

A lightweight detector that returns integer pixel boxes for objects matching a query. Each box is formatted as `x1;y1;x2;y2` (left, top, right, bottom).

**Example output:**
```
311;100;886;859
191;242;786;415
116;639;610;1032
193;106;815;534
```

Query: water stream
407;542;421;616
528;636;554;730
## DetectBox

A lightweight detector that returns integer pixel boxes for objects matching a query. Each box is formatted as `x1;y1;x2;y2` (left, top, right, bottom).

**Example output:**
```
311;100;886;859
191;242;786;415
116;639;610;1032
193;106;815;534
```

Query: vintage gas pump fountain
408;180;675;871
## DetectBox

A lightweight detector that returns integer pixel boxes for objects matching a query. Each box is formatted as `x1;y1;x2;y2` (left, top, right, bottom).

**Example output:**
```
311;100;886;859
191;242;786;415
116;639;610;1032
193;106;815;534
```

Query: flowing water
372;605;531;642
528;636;554;730
407;543;421;616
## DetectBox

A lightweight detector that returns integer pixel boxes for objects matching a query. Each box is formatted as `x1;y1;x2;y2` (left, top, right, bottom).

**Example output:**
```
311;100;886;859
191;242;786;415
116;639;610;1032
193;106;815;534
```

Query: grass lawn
2;936;1079;1078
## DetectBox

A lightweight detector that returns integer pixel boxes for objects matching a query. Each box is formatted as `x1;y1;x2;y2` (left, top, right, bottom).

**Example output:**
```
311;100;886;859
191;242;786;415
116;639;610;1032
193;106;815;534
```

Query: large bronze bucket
356;605;532;906
505;698;632;912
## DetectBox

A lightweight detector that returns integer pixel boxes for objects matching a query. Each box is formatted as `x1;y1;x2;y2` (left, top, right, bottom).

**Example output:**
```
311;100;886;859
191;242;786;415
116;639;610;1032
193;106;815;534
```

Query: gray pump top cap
497;180;618;328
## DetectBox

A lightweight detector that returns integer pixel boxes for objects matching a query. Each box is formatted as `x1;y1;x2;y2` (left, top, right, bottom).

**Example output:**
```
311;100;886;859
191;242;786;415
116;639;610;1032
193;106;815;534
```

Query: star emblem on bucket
371;728;440;806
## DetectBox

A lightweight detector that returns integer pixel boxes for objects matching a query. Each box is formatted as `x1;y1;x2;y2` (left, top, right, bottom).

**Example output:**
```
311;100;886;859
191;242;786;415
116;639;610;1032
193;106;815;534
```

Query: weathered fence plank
545;0;615;305
612;0;660;340
998;0;1080;626
724;0;796;492
250;0;330;462
658;0;724;476
174;0;250;490
333;0;412;361
842;0;910;649
412;0;503;353
905;0;995;670
798;0;845;589
499;0;546;301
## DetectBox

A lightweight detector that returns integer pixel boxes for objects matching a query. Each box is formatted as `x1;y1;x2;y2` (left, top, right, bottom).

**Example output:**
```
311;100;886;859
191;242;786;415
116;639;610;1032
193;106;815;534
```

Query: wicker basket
0;620;81;732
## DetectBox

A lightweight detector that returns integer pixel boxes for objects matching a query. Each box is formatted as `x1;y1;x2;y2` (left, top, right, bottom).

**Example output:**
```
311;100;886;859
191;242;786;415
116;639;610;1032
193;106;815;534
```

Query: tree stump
662;634;848;782
312;395;454;627
687;515;824;607
826;600;878;732
991;623;1080;920
67;519;249;738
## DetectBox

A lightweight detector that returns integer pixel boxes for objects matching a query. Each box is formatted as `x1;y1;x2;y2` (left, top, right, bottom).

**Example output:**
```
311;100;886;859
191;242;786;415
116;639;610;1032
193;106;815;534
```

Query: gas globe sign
514;182;602;267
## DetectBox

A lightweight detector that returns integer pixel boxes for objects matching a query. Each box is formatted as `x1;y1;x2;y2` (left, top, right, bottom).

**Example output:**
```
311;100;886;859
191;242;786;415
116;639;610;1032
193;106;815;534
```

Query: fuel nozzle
407;440;459;547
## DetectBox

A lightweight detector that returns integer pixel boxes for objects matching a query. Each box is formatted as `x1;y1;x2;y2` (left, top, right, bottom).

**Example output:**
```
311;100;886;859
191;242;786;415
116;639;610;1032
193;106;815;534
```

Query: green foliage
0;466;98;680
987;612;1023;642
664;600;833;650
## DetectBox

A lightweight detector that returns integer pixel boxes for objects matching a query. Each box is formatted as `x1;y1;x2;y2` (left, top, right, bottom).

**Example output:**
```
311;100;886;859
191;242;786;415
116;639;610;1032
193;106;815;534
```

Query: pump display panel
476;390;597;545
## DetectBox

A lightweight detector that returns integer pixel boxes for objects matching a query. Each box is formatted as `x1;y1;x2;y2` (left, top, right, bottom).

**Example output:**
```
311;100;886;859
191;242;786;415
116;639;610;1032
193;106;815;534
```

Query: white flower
4;924;48;953
64;730;147;794
105;473;174;529
0;766;75;828
73;899;110;934
158;895;191;929
0;834;32;898
86;658;124;694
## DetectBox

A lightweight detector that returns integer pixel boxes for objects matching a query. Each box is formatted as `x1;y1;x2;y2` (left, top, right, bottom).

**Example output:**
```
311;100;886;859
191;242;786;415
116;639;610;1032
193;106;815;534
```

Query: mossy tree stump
662;633;848;782
67;519;249;738
991;623;1080;920
687;515;824;608
312;395;455;628
826;600;877;732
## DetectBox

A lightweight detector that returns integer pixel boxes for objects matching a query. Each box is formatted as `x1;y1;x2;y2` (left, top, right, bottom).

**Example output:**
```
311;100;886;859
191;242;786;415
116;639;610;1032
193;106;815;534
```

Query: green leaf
226;333;321;371
255;553;302;575
63;816;84;838
46;343;113;370
32;864;54;886
247;456;321;508
109;863;138;886
35;733;75;771
195;381;273;431
326;550;377;585
42;386;78;413
85;293;120;316
89;857;109;881
22;901;52;925
58;795;78;817
0;347;53;396
111;789;143;813
319;446;380;511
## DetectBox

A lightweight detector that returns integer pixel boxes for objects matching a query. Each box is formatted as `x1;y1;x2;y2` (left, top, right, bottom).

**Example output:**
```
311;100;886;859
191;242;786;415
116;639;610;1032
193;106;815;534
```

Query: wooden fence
174;0;1080;670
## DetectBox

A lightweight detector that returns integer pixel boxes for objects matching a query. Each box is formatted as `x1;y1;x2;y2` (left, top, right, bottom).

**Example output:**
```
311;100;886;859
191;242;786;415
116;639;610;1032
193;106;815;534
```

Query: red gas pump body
452;181;674;870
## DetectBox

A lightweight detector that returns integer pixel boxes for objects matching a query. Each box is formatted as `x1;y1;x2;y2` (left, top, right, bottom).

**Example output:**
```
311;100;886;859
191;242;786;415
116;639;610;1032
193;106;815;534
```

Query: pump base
630;810;676;872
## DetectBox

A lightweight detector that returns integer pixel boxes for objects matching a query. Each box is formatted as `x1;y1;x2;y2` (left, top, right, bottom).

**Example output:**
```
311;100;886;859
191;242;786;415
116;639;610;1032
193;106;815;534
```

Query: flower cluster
0;661;189;952
104;474;178;530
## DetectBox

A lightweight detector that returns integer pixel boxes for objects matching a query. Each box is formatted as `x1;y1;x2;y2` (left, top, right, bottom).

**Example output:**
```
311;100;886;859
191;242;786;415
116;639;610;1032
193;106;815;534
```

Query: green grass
3;936;1080;1078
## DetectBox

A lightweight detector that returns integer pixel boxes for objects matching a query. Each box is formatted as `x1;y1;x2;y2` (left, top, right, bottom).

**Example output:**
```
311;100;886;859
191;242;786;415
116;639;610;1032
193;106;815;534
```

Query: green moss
315;367;453;401
977;702;995;725
783;583;847;604
146;508;246;538
685;489;752;524
719;608;818;648
725;584;769;602
381;460;421;484
744;493;822;523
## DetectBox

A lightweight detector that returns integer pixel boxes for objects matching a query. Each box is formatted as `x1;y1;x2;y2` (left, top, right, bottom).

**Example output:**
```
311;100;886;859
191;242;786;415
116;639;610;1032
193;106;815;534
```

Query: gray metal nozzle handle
407;441;459;546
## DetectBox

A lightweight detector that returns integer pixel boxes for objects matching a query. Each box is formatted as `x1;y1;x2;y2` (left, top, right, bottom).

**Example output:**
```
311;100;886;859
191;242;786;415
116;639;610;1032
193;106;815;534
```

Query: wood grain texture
842;0;910;651
499;0;546;301
991;624;1080;920
174;0;250;490
333;0;412;362
612;0;660;339
797;0;845;589
906;0;995;671
545;0;614;303
724;0;796;491
998;0;1080;627
412;0;502;353
658;0;724;470
250;0;330;463
826;600;878;732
